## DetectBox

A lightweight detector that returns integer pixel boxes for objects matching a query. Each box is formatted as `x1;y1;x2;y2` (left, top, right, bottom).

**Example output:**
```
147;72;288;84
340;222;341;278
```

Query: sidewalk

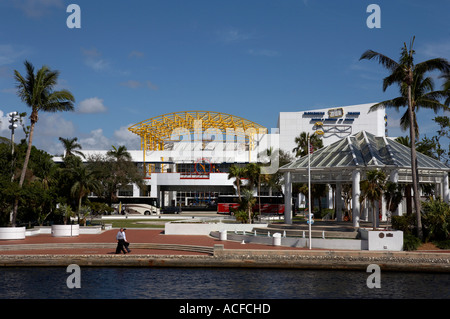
0;228;305;255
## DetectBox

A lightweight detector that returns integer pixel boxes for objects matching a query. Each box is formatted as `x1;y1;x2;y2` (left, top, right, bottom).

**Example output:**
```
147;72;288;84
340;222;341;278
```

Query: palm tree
360;37;450;239
240;188;257;224
59;137;85;159
228;165;247;200
11;61;75;226
360;169;387;230
107;145;132;161
292;132;323;157
442;72;450;106
69;164;101;222
245;162;262;217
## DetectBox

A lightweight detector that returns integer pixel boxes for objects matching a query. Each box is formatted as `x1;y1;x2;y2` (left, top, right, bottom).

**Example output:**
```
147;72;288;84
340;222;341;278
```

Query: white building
277;103;386;154
65;105;386;211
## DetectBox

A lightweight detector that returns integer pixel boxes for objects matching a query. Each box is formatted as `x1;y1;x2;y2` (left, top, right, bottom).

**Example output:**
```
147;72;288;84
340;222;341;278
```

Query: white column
443;173;449;203
335;182;342;221
327;184;334;209
352;170;361;228
284;172;292;224
390;169;401;216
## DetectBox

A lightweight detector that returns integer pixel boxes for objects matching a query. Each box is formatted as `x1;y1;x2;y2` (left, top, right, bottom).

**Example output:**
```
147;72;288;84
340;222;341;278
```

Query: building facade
73;105;386;211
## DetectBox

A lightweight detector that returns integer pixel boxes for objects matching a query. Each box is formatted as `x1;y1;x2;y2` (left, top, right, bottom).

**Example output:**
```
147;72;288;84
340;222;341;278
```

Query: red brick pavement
0;229;305;255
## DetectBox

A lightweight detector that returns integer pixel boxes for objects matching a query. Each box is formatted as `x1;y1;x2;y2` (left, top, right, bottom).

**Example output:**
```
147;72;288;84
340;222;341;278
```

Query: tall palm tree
360;169;387;230
442;72;450;106
69;164;101;222
59;137;84;158
227;165;247;200
292;132;323;157
107;145;132;161
245;162;261;216
11;61;75;226
360;37;450;239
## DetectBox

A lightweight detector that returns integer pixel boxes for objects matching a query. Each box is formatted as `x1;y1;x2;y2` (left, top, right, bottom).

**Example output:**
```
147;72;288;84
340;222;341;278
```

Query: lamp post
8;112;19;224
307;125;324;249
8;111;19;157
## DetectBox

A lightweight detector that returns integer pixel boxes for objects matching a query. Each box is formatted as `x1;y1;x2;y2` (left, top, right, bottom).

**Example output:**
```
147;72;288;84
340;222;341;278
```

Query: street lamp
307;127;324;249
8;111;19;156
7;112;19;224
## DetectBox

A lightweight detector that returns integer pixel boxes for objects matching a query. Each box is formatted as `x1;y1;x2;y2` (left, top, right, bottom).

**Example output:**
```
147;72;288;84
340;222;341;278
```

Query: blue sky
0;0;449;155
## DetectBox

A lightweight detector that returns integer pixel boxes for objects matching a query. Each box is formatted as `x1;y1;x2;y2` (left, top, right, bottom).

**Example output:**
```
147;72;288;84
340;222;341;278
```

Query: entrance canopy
279;131;450;226
279;131;450;184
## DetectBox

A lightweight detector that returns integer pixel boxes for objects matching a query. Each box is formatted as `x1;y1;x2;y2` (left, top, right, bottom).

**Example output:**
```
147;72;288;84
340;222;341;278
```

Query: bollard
272;233;281;246
219;230;227;241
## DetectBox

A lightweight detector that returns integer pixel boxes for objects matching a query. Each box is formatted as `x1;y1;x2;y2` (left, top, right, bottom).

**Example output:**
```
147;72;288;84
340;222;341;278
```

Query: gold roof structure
128;110;268;151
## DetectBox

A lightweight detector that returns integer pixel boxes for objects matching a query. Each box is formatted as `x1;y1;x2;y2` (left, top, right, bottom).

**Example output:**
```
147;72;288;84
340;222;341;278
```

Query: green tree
68;163;101;222
107;145;132;161
360;169;387;230
59;137;85;159
227;165;247;201
87;146;143;206
245;162;261;216
240;188;257;224
421;198;450;242
11;61;75;226
360;37;450;239
292;132;323;157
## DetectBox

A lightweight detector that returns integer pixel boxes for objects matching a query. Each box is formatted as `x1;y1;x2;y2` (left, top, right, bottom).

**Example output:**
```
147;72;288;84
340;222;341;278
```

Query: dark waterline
0;267;449;299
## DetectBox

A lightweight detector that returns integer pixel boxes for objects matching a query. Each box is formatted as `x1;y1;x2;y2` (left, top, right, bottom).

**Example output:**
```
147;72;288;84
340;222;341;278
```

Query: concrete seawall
1;247;449;273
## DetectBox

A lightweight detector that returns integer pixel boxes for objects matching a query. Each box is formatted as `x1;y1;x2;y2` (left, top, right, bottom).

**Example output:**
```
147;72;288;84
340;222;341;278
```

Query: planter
359;229;403;251
0;227;26;240
51;224;80;237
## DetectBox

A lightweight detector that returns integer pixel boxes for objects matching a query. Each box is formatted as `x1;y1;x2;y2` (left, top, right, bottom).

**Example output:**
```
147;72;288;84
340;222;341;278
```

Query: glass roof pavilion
279;131;450;226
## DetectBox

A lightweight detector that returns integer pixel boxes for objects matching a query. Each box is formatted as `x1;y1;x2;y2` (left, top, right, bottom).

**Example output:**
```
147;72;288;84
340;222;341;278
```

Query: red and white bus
217;195;284;215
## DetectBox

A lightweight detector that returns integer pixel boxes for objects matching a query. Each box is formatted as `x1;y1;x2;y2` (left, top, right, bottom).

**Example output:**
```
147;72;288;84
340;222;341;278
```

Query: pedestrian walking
115;228;131;254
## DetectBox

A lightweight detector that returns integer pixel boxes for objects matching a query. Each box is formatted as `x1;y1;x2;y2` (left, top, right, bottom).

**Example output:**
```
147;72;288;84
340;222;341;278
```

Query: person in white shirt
115;228;131;254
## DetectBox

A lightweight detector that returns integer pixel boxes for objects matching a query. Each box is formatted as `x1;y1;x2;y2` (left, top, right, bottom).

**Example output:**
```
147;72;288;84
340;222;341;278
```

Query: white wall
277;103;386;155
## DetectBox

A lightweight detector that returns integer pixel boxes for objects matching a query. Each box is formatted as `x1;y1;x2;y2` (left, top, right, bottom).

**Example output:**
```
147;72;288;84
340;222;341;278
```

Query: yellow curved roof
128;110;267;151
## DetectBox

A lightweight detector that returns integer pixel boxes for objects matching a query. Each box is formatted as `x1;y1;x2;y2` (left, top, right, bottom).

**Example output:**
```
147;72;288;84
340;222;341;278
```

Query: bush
435;239;450;249
422;199;450;242
234;210;248;223
391;214;415;234
403;233;421;251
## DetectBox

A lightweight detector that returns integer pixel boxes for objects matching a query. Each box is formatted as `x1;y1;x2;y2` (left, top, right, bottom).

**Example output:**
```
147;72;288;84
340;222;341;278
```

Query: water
0;267;448;299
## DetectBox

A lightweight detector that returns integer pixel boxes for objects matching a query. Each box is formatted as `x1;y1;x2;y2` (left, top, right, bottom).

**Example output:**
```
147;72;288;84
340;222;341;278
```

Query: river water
0;267;448;299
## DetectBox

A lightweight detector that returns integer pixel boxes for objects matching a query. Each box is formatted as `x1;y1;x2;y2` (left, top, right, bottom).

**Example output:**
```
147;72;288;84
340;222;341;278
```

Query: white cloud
129;51;145;58
77;97;107;114
120;80;158;90
420;41;450;59
79;128;111;150
9;0;64;18
113;124;141;149
0;45;28;66
81;48;110;72
79;125;140;151
216;27;254;44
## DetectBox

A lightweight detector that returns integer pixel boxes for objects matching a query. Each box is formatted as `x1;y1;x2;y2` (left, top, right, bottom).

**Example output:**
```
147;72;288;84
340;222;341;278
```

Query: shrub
435;239;450;249
391;214;415;234
421;199;450;242
234;210;248;223
403;233;421;251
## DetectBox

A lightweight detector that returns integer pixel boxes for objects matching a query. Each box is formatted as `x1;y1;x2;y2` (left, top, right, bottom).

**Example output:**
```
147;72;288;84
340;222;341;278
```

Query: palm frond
360;50;399;71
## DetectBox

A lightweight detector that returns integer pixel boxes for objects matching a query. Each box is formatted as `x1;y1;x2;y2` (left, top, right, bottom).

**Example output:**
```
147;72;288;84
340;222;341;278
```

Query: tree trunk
11;116;37;226
407;84;423;239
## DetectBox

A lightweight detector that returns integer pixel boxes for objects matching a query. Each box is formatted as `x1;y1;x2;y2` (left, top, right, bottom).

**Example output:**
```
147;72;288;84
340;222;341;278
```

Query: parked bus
217;195;284;215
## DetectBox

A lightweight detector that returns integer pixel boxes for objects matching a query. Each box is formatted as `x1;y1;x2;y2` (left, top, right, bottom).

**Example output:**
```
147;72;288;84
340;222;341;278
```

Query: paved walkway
0;229;305;255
